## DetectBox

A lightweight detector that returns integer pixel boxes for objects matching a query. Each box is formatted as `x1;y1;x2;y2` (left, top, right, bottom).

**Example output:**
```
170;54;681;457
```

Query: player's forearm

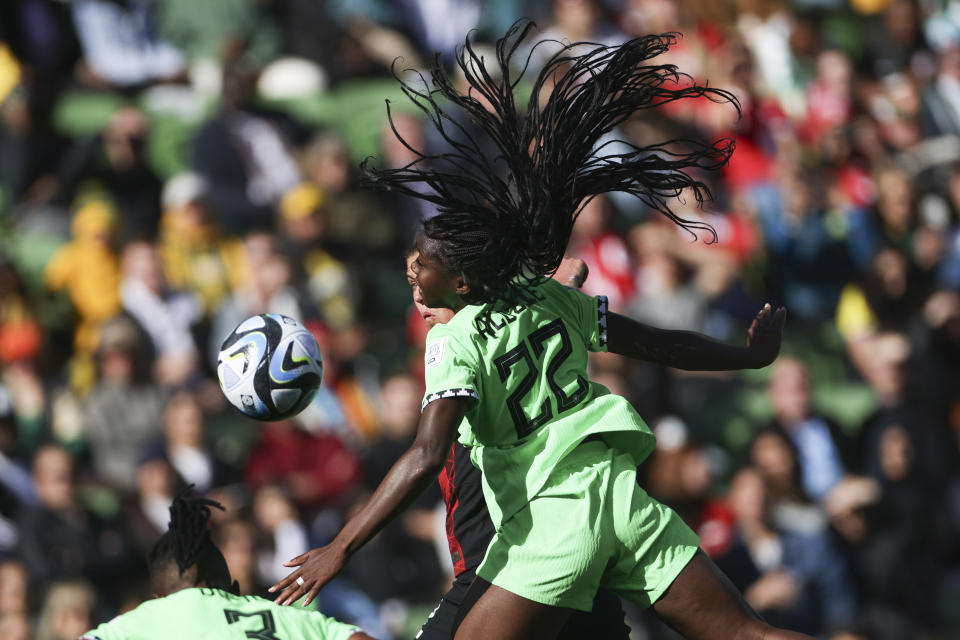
607;312;761;370
335;398;464;558
335;444;446;557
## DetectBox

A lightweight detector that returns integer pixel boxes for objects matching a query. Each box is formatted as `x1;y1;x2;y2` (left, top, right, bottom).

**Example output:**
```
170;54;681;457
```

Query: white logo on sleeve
425;338;448;369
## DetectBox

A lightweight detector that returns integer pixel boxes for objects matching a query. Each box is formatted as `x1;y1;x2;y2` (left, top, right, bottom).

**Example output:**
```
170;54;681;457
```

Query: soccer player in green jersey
82;491;373;640
407;250;633;640
271;22;815;640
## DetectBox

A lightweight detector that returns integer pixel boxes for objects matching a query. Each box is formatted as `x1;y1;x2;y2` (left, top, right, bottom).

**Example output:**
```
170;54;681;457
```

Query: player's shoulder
424;307;479;347
534;277;594;316
77;591;180;639
531;276;587;302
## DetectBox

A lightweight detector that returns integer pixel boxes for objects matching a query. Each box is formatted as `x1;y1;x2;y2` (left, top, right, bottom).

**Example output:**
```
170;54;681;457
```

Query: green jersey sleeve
551;280;608;353
422;323;480;410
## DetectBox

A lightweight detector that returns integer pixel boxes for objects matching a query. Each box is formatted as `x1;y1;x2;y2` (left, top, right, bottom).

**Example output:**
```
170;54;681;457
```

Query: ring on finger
296;576;305;586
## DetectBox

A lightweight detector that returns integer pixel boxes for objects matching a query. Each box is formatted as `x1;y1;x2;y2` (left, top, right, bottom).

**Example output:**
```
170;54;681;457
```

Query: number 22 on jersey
494;318;588;438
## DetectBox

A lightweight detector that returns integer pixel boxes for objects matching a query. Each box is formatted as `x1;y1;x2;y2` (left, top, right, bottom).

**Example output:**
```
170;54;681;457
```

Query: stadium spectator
244;419;363;512
44;200;121;360
126;456;179;553
568;195;635;312
208;232;307;365
298;133;399;318
709;38;789;192
278;182;356;330
0;560;30;618
918;289;960;409
858;0;930;80
71;0;184;90
854;331;952;487
156;172;250;318
376;112;438;248
525;0;625;71
299;133;394;259
626;220;710;331
156;0;281;71
0;256;42;366
0;376;41;492
747;428;828;536
726;467;857;635
858;168;916;260
191;60;306;234
921;42;960;137
119;241;202;387
17;445;141;606
754;165;855;323
801;50;854;144
765;357;849;500
0;611;29;640
153;390;226;494
213;517;259;596
81;316;166;493
836;249;921;384
252;485;310;588
48;108;162;242
828;435;946;636
34;580;95;640
265;0;357;85
0;0;79;202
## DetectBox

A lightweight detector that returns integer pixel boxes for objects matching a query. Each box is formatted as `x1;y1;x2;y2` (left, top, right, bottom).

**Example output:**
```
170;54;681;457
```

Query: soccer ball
217;314;324;420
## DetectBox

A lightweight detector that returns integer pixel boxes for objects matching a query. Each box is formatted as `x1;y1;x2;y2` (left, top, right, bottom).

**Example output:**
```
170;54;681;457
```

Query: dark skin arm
269;397;466;607
607;304;786;370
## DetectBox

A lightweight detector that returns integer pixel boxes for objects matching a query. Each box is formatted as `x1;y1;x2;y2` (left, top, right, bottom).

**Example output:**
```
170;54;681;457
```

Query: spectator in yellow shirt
44;199;121;357
156;173;249;316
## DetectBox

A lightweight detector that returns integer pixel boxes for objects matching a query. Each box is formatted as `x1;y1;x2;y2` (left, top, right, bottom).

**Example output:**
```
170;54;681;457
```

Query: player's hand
745;303;786;368
269;542;348;607
553;257;589;289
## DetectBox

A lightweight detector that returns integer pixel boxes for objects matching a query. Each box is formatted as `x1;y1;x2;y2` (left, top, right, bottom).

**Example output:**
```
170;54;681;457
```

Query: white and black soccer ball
217;314;324;421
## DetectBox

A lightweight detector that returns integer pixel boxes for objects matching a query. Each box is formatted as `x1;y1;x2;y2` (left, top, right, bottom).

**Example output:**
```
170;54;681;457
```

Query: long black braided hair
362;21;739;305
148;487;232;591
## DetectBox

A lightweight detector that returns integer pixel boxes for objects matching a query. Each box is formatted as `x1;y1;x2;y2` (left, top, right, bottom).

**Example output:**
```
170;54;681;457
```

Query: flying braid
363;20;739;304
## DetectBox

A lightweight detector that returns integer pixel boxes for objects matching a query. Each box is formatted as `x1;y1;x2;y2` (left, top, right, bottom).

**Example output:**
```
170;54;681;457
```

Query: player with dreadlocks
146;492;235;597
82;489;374;640
271;22;811;640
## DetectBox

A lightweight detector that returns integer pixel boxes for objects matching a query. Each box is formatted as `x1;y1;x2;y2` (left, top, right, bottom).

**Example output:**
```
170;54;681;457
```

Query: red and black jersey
437;441;495;576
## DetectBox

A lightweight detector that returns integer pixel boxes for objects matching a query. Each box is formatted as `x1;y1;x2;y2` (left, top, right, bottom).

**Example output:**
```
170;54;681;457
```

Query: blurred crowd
0;0;959;638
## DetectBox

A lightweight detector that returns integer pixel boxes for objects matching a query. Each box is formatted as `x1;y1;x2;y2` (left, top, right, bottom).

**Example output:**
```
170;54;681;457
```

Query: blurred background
0;0;959;638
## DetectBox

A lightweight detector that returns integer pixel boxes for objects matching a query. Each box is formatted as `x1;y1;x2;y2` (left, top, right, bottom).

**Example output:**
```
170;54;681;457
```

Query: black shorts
416;572;473;640
416;571;631;640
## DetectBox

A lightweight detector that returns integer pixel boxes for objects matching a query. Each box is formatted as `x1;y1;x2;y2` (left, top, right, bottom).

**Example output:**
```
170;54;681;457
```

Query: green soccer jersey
81;588;361;640
422;278;656;528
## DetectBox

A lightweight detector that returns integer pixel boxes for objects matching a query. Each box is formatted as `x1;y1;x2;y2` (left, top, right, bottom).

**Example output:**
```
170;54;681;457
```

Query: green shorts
476;439;699;611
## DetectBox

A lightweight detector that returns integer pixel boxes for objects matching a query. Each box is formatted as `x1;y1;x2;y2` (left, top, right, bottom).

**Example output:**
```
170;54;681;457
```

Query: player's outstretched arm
270;398;466;607
606;303;786;370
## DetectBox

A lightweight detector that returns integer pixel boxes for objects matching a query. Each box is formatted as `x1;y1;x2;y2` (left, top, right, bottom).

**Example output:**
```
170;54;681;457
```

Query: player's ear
454;274;470;295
